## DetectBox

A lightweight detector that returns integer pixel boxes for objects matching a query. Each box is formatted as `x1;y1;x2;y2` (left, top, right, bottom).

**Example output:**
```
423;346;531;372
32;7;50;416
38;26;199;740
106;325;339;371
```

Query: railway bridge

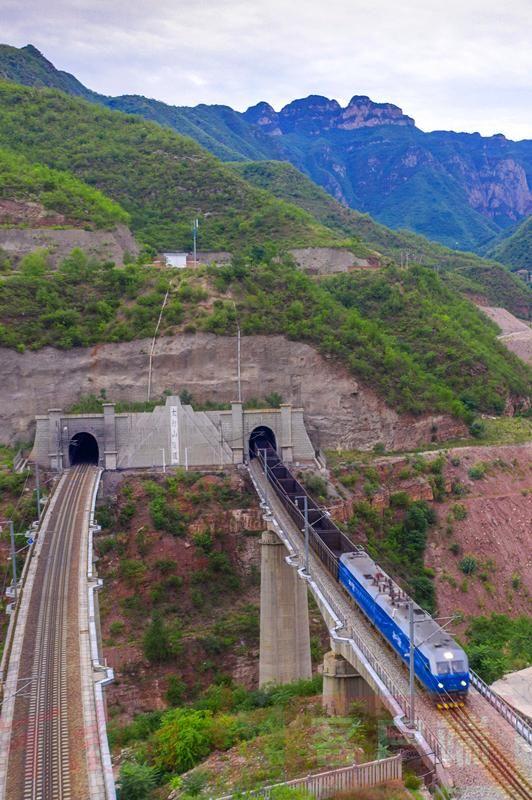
249;453;532;799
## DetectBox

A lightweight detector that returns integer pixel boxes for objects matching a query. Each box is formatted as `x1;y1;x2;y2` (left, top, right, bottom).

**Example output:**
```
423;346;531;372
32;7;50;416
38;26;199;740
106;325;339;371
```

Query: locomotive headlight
461;681;467;687
443;651;454;660
438;682;444;689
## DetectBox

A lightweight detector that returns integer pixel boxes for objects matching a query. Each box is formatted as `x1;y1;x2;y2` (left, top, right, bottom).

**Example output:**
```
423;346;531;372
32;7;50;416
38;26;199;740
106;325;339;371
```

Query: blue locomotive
338;551;469;700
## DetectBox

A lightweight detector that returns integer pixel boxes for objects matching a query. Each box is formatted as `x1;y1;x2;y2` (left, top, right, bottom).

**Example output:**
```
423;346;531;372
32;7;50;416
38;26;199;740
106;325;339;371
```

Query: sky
2;0;531;140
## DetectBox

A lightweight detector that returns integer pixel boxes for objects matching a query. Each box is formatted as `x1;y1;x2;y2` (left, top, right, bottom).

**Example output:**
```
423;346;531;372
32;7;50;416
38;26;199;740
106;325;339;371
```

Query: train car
338;550;469;700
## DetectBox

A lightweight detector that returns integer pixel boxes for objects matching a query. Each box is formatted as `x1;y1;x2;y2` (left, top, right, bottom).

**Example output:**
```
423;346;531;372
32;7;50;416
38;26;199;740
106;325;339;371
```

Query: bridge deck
0;465;113;800
249;460;532;799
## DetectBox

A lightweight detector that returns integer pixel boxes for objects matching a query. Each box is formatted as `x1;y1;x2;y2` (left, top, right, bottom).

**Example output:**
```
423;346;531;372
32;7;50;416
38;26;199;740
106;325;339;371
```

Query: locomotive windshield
436;662;451;675
452;660;465;673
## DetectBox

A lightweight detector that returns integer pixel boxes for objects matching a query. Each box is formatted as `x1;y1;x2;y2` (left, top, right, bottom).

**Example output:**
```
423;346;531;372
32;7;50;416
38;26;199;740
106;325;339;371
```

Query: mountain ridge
0;43;531;253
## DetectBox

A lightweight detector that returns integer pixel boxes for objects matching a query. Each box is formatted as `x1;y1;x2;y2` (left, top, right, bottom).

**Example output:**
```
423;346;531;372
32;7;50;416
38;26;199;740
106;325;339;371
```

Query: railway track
20;465;94;800
443;706;532;800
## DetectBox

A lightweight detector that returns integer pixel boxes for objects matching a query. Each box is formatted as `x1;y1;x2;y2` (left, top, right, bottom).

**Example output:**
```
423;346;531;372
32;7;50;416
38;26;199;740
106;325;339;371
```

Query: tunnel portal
249;425;277;458
69;432;99;465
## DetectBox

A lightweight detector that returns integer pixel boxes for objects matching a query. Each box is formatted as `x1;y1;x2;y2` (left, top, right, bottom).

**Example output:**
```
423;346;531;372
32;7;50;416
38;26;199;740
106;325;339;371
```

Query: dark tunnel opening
249;426;277;458
69;432;99;465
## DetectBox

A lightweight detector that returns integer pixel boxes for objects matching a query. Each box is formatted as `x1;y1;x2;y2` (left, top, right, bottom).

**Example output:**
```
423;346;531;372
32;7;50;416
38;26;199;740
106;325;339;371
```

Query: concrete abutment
259;530;312;687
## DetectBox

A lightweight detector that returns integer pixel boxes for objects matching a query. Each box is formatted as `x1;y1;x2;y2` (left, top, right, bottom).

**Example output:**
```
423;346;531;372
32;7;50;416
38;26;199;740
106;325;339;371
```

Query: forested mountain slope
1;43;530;252
0;146;129;229
485;215;532;270
231;161;532;318
0;81;338;252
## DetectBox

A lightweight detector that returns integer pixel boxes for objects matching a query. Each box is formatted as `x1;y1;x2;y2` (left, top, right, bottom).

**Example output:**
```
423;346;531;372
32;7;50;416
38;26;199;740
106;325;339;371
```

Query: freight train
254;440;469;702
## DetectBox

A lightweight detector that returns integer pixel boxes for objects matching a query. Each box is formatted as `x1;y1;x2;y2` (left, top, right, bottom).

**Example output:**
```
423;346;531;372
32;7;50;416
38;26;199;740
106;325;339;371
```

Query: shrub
264;392;283;408
193;531;214;553
120;559;146;587
372;442;386;455
143;614;172;663
154;558;177;574
459;556;478;575
449;542;461;556
180;771;209;797
109;621;125;638
166;675;186;706
389;491;411;509
450;455;461;466
469;419;486;438
468;462;487;480
301;473;328;500
404;773;422;790
96;536;116;556
118;761;158;800
452;503;467;520
118;500;136;526
152;708;214;773
164;574;184;591
511;573;522;590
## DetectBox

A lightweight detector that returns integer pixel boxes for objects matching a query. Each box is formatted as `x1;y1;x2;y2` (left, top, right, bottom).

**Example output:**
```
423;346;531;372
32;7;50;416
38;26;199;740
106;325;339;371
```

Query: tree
143;614;171;663
118;761;157;800
19;249;49;277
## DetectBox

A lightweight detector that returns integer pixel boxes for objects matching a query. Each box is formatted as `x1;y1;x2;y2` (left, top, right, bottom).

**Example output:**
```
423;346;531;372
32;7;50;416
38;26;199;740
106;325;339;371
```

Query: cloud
1;0;531;138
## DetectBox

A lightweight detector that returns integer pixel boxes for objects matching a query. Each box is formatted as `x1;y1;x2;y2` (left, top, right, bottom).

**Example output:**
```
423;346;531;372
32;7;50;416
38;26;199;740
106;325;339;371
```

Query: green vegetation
0;44;101;102
117;761;158;800
459;556;478;575
468;463;487;480
485;215;532;270
0;249;173;349
230;160;532;318
110;676;395;797
0;81;339;252
323;266;531;415
466;613;532;683
0;145;129;228
206;257;531;418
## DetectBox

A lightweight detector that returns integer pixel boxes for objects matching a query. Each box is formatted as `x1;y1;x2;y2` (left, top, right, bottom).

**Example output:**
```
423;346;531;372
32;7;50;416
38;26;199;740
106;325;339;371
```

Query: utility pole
262;448;269;507
232;301;242;403
409;601;415;727
35;462;41;520
236;318;242;403
302;495;309;574
161;448;166;474
192;218;199;266
295;496;310;573
9;521;17;605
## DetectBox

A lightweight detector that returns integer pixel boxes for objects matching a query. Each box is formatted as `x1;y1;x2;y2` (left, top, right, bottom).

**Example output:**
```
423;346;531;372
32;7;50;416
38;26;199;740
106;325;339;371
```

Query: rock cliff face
243;95;415;135
1;333;466;449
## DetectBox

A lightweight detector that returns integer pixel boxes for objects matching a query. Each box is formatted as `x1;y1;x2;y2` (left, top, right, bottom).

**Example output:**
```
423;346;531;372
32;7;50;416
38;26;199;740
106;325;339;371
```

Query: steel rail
23;465;92;800
444;707;532;800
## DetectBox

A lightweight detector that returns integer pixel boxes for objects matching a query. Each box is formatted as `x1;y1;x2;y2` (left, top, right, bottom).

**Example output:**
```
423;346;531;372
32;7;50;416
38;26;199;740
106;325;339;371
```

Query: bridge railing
212;754;402;800
470;670;532;745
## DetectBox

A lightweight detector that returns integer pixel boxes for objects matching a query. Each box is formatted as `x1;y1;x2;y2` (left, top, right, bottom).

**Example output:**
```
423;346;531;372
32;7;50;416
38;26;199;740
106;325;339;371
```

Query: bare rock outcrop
1;333;466;449
0;223;139;267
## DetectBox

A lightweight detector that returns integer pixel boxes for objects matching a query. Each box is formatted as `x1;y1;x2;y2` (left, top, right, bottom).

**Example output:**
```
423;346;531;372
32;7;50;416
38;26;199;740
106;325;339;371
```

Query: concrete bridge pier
323;650;379;715
259;530;312;686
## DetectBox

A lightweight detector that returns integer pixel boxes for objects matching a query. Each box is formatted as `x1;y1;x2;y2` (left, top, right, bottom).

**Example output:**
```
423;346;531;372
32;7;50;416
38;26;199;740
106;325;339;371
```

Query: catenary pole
9;520;17;604
35;461;41;519
409;601;415;726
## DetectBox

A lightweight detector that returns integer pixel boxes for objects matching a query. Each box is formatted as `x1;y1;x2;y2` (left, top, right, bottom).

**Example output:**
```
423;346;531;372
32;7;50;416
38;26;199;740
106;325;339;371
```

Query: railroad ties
5;465;96;800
